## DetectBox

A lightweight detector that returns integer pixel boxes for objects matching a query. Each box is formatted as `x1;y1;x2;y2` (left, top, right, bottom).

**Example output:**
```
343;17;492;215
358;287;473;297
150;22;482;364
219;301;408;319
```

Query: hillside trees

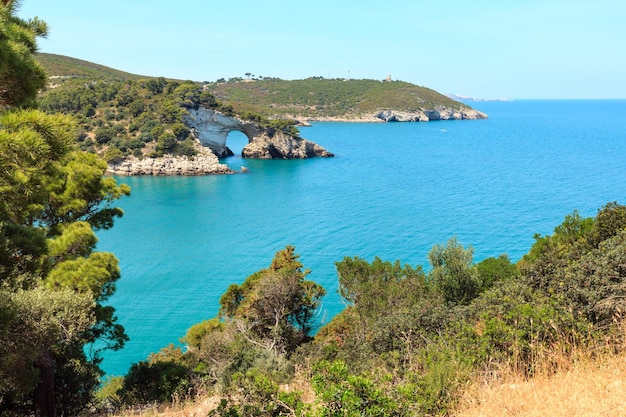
520;203;626;324
0;2;130;415
39;73;248;161
0;108;130;417
312;256;447;379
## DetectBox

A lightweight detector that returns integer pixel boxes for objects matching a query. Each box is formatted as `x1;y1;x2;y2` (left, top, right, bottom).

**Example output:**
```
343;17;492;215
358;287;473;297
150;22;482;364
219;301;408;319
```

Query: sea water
96;100;626;376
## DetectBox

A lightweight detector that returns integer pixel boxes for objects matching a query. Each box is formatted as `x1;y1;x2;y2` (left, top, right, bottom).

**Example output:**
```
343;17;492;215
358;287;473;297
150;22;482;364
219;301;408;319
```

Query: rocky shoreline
292;107;488;123
107;106;485;176
106;150;238;176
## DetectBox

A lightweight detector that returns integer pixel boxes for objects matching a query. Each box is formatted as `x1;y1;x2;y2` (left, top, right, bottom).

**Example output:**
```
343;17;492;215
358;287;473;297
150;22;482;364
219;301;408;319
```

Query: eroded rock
184;107;333;160
242;130;334;159
107;151;234;176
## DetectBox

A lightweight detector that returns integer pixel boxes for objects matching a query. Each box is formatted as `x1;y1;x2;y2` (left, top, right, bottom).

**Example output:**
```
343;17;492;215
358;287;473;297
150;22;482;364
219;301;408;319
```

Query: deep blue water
96;100;626;376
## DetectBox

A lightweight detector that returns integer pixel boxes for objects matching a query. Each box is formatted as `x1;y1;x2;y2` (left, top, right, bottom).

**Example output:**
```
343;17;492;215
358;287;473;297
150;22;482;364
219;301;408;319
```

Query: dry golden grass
454;349;626;417
111;395;221;417
112;330;626;417
110;366;317;417
113;355;626;417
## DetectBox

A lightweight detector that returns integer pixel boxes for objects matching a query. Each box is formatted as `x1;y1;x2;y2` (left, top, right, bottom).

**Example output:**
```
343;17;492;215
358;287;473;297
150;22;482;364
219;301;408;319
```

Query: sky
17;0;626;99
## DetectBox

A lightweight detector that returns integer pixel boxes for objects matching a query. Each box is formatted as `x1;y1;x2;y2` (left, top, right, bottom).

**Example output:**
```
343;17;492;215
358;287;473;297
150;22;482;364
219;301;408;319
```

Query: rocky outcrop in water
241;129;334;159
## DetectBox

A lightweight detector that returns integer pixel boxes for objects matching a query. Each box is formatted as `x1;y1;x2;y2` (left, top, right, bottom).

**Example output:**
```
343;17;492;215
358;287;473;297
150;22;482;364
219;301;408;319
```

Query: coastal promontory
36;53;485;175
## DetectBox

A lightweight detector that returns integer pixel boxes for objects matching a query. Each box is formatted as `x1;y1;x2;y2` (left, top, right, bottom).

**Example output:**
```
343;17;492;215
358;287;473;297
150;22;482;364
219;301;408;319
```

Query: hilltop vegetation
37;53;470;121
35;55;477;158
203;76;473;119
38;73;222;161
34;54;480;166
36;53;143;82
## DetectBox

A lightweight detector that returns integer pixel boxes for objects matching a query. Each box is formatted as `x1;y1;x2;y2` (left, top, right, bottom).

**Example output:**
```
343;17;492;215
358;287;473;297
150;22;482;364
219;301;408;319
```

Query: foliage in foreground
107;202;626;416
6;3;626;416
1;2;130;415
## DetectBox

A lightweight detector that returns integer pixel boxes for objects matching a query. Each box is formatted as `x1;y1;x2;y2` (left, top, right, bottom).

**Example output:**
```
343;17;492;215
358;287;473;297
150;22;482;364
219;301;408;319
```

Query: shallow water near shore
96;99;626;376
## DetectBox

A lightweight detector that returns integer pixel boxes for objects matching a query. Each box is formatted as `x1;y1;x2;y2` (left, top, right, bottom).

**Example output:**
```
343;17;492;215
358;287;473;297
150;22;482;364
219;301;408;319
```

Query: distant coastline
446;93;513;102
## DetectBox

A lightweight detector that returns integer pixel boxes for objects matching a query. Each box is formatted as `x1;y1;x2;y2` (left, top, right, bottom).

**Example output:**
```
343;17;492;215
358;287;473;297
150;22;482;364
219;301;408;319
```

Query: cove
96;99;626;376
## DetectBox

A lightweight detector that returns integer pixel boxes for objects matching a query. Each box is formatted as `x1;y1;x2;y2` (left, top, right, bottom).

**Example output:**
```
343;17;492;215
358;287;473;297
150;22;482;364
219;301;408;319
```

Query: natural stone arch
184;107;333;159
184;108;260;157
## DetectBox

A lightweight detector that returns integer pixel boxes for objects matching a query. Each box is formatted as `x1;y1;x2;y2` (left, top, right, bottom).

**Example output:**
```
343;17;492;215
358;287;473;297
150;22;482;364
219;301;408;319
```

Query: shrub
428;237;482;305
311;360;399;417
103;147;124;163
94;126;115;144
175;138;197;157
120;360;191;405
156;131;177;153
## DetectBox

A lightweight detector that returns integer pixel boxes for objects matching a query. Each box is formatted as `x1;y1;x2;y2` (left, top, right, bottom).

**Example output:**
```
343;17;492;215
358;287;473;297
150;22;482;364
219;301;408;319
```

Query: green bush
312;360;399;417
103;146;124;163
428;237;482;305
94;126;115;144
156;131;177;153
175;138;197;157
476;254;520;290
120;360;191;405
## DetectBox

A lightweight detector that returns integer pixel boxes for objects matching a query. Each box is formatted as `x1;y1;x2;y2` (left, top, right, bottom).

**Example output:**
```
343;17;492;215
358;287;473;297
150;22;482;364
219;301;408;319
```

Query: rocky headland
107;108;334;176
374;106;487;122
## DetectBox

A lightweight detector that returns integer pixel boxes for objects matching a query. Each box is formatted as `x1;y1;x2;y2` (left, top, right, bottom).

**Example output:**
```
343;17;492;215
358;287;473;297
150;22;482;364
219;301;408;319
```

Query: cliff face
107;149;234;176
184;108;248;158
107;108;333;176
374;107;487;122
184;108;333;159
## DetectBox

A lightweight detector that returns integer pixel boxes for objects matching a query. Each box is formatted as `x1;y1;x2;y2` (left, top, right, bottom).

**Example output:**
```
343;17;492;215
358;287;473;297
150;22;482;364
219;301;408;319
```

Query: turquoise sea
97;99;626;376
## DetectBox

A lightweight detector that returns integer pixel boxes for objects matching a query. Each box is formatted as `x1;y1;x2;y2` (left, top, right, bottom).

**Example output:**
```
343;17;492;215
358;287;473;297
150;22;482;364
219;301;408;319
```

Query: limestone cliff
374;106;487;122
107;149;234;176
184;108;333;159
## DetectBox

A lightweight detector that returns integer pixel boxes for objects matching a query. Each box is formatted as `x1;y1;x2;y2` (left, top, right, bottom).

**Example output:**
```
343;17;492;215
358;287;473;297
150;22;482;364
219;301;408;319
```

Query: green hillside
205;77;473;118
36;53;473;119
36;52;145;82
35;56;300;163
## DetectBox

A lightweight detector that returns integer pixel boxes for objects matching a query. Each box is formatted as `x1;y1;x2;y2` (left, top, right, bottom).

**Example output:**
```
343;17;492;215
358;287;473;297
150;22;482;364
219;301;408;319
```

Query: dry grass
111;330;626;417
111;395;221;417
110;366;318;417
454;346;626;417
113;355;626;417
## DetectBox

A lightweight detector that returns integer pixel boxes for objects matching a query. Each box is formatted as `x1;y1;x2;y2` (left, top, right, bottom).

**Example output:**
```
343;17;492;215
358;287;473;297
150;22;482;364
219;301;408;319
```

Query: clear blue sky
17;0;626;99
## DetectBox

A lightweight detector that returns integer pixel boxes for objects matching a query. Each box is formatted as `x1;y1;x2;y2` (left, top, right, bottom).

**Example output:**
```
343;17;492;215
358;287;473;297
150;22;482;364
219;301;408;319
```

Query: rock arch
184;108;255;158
184;108;333;159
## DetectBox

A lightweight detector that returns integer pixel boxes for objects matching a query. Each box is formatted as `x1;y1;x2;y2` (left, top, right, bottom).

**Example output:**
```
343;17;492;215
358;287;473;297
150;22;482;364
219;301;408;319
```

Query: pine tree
0;2;130;415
